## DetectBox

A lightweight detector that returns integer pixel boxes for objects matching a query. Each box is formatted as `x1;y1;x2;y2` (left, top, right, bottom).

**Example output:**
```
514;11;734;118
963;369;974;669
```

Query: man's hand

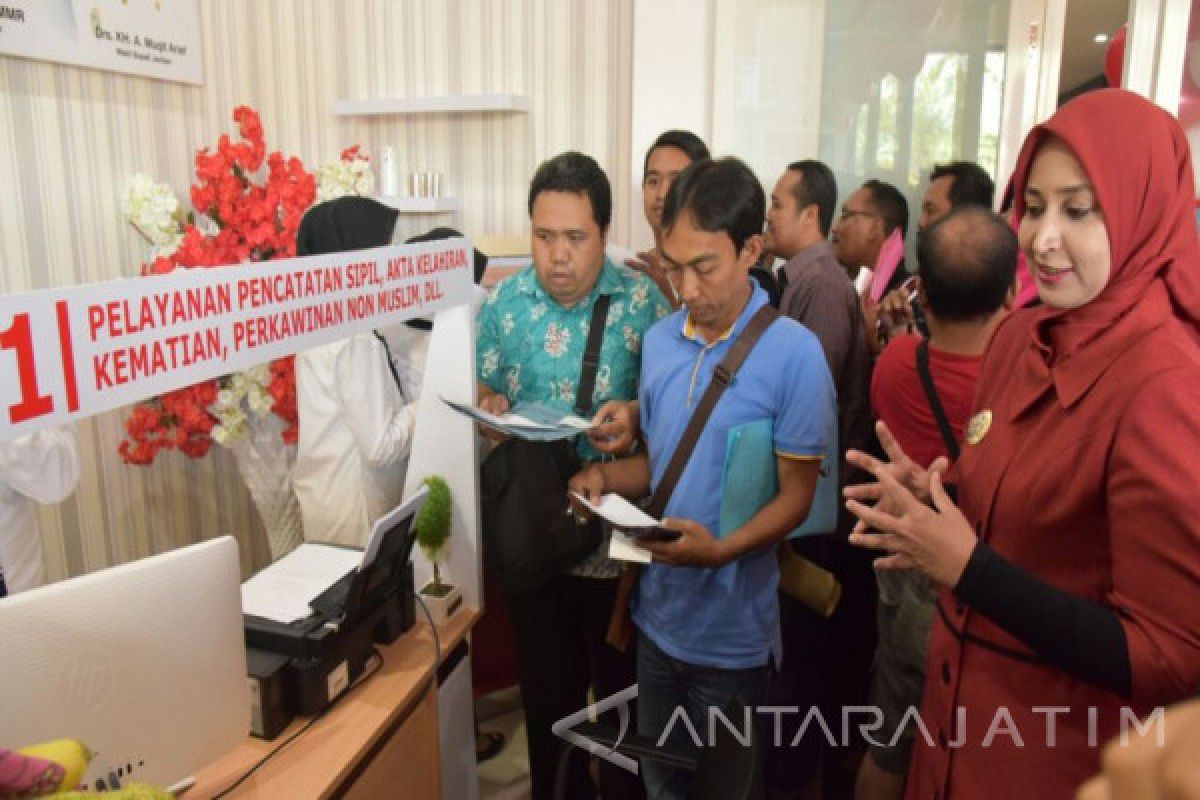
588;399;638;454
861;291;885;355
877;284;916;343
640;518;728;568
567;464;606;513
477;392;511;443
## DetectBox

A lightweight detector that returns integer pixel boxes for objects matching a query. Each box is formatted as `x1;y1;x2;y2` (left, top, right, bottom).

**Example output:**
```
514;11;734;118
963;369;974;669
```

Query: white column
1125;0;1192;112
629;0;716;250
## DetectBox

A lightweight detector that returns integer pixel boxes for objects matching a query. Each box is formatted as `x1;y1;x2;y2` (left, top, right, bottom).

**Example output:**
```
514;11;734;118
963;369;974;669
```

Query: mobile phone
620;526;681;543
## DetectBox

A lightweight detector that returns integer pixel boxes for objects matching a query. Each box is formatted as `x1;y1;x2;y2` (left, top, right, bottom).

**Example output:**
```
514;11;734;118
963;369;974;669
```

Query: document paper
240;543;362;624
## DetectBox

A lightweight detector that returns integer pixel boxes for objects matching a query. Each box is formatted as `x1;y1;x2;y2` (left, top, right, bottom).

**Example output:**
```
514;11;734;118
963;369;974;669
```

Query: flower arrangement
120;173;186;256
315;146;374;203
118;107;365;465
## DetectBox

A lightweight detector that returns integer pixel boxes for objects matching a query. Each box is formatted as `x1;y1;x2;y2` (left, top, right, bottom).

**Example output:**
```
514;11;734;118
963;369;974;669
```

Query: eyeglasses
838;208;879;222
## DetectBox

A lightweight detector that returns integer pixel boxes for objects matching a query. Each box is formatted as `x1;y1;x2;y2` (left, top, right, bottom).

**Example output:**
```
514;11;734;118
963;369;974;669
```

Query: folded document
442;396;593;441
571;492;658;564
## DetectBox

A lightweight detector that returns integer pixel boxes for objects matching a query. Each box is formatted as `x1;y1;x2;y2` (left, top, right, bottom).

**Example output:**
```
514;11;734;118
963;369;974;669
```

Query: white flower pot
417;580;462;628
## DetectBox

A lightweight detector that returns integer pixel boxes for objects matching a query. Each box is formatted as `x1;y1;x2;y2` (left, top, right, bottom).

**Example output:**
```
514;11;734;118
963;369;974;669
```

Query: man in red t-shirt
858;206;1017;800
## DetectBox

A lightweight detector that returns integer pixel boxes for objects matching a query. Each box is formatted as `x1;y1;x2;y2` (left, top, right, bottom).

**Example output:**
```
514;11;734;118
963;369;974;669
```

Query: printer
241;491;425;738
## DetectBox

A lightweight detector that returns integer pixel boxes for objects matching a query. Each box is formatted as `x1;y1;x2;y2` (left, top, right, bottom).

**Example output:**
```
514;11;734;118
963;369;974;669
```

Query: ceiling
1058;0;1130;92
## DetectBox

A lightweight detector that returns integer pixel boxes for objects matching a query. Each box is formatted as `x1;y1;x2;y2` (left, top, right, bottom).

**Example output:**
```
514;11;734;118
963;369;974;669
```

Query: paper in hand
441;396;592;441
570;492;676;563
571;491;662;528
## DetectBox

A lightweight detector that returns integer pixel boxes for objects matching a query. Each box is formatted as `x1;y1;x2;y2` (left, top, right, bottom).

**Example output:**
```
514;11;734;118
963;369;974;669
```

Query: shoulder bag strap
605;305;777;654
575;294;611;415
645;304;779;518
915;338;960;462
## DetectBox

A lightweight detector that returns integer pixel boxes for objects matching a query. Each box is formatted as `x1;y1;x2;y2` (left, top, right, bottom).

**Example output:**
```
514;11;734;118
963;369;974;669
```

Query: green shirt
476;258;672;461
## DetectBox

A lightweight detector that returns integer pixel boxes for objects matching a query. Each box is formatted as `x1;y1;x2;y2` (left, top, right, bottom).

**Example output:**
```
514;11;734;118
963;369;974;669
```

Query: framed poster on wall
0;0;202;85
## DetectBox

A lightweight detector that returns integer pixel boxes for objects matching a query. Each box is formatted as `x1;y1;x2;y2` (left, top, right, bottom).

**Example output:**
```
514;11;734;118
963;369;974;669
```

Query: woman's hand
844;424;974;587
846;421;949;511
844;442;976;588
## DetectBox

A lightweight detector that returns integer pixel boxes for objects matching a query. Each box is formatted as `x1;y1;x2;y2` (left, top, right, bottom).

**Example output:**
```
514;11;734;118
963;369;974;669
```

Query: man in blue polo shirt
572;158;836;798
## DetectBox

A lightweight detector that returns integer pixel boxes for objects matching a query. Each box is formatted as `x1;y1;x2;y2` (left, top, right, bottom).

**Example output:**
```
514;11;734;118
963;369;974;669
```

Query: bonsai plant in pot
413;475;462;625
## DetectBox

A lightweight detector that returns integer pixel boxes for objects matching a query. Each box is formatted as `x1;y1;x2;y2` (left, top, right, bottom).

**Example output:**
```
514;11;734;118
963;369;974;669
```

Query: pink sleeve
0;748;64;794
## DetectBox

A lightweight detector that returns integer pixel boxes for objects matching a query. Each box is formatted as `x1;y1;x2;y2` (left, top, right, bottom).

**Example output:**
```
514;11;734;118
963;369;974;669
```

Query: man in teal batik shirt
475;151;669;800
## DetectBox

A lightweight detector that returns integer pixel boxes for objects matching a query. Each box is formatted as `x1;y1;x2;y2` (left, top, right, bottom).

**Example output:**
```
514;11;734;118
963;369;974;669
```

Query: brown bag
604;305;780;652
777;545;842;618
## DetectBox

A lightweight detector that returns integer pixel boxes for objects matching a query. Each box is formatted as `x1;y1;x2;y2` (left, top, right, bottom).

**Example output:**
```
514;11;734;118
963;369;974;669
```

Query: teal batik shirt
476;258;672;577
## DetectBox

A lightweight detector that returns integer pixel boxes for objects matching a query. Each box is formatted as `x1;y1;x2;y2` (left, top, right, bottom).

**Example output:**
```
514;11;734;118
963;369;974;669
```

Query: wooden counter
190;606;479;800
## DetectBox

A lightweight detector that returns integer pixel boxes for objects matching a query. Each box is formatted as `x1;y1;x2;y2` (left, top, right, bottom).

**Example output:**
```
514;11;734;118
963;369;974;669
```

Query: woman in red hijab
844;88;1200;798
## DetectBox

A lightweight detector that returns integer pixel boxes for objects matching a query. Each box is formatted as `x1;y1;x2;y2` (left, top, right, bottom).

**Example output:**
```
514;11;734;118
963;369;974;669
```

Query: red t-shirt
870;334;982;468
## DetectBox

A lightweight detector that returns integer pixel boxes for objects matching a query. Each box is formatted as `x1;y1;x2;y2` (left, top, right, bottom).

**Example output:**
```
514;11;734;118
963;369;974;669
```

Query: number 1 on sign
0;312;54;424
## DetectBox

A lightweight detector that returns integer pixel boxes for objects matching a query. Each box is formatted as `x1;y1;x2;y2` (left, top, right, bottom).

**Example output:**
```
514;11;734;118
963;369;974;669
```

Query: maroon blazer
906;287;1200;799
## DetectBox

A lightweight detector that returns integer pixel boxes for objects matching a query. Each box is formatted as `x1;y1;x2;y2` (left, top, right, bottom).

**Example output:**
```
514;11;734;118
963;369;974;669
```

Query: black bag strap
915;338;960;462
646;305;779;518
575;294;611;415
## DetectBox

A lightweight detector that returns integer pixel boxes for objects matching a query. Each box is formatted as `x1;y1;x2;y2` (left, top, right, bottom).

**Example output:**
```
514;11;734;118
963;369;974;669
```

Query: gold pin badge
966;410;992;445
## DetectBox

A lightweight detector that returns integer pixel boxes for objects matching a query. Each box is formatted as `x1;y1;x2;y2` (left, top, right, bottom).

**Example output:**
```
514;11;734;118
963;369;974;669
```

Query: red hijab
1007;88;1200;360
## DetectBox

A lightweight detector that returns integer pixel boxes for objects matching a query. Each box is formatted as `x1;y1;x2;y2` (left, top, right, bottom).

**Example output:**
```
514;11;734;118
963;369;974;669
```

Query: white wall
629;0;716;251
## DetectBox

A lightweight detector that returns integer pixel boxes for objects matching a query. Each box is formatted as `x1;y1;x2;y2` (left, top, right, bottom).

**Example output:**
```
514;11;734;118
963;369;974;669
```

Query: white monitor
0;536;249;792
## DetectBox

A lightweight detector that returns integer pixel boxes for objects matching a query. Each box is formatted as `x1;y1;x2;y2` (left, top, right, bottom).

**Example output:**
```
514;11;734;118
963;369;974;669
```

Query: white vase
417;580;463;628
228;413;303;560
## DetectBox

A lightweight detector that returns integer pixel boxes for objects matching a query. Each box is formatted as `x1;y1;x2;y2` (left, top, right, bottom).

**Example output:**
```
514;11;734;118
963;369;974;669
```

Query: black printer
243;501;420;738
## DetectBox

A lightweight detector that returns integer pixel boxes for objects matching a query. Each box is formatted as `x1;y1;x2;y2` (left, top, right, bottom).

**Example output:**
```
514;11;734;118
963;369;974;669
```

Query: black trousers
765;532;879;799
509;572;644;800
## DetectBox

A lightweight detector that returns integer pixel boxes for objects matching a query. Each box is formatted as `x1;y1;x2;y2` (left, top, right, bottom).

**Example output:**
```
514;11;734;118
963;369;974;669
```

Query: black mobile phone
620;526;681;543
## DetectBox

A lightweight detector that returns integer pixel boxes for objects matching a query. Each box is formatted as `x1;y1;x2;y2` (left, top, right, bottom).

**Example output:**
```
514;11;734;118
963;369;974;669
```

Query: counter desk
191;606;479;799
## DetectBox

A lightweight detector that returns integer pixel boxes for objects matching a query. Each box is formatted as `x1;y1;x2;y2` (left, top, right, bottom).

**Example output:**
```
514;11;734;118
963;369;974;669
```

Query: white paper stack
240;543;361;624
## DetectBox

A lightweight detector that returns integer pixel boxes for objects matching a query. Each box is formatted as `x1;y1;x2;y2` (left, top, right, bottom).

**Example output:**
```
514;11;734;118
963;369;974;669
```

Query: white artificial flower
246;383;274;415
208;369;278;443
244;363;272;384
121;173;181;246
153;231;184;259
315;151;375;203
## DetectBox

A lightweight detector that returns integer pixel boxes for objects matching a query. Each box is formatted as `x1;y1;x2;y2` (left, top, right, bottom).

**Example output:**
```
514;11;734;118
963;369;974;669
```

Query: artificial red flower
120;106;360;465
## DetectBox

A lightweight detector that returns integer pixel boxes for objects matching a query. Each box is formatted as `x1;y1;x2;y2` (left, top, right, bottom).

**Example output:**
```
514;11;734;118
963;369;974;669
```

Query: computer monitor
0;536;249;792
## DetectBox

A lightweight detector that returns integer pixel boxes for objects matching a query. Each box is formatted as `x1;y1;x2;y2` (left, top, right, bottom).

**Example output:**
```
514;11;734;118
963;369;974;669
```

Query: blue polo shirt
632;284;836;669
